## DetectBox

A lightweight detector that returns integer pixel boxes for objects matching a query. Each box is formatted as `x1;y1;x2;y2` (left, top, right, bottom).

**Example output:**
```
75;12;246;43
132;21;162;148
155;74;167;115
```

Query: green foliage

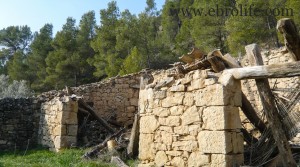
27;24;54;92
225;0;277;55
120;46;144;75
45;17;78;89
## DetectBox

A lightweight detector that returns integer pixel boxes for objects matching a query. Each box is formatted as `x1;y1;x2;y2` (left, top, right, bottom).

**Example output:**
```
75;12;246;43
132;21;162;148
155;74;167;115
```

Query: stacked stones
38;96;78;152
39;73;141;125
138;69;244;167
0;98;40;151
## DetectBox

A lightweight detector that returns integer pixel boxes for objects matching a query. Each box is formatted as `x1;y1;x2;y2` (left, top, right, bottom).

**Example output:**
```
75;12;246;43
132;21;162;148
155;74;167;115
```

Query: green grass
0;148;115;167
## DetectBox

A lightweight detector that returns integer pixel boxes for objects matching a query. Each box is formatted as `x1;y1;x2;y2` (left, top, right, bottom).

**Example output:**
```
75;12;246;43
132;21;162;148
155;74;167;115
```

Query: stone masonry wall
0;98;40;151
40;73;141;126
38;96;78;152
138;69;244;167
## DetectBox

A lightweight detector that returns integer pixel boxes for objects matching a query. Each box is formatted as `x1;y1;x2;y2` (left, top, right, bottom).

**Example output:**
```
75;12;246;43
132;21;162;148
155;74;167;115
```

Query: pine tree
120;46;143;75
75;11;97;85
90;1;120;78
27;24;54;92
45;17;78;89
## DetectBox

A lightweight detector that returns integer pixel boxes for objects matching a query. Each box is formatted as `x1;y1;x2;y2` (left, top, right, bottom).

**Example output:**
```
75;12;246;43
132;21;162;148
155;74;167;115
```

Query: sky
0;0;165;35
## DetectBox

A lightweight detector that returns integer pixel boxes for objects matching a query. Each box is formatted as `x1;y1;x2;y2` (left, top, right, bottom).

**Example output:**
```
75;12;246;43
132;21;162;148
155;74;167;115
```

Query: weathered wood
222;53;241;68
78;99;116;134
222;61;300;80
127;114;140;158
207;50;226;72
179;47;206;64
245;43;296;167
82;128;126;159
277;18;300;61
241;93;267;133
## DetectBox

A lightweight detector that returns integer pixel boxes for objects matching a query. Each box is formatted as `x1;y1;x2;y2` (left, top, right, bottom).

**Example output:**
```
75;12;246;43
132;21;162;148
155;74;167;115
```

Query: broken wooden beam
222;61;300;80
245;43;296;167
78;99;116;134
207;50;226;72
82;128;126;159
127;114;140;158
241;93;267;133
277;18;300;61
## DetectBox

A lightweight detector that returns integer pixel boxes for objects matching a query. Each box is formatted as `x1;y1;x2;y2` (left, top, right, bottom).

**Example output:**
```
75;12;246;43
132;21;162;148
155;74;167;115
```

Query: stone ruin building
0;47;299;167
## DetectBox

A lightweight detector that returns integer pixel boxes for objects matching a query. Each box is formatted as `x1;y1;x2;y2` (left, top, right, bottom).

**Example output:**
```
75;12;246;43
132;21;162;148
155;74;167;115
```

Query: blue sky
0;0;165;34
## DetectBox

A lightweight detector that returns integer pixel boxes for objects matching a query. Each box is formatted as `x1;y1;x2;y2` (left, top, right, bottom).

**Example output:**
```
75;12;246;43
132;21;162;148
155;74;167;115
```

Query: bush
0;75;32;99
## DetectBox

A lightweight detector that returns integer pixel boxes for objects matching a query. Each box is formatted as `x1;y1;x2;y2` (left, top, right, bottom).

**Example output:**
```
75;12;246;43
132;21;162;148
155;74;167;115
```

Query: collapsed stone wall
38;96;78;152
0;98;40;151
138;69;244;167
241;49;299;137
40;73;141;125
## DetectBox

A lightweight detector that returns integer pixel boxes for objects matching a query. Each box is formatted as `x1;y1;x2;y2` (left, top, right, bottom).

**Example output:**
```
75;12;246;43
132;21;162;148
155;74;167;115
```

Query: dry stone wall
0;98;40;151
38;96;78;152
138;69;244;167
40;73;141;125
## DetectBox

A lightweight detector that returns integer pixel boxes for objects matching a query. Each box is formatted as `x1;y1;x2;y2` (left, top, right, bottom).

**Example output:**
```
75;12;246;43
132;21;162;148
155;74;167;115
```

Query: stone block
162;93;184;108
153;107;170;117
140;116;159;133
202;106;241;130
170;106;184;116
188;78;205;91
198;131;243;154
170;85;186;92
172;140;198;152
183;93;194;106
174;126;189;135
67;125;77;136
155;151;168;167
159;126;173;133
204;78;217;86
188;125;201;136
159;116;181;126
181;106;201;125
195;84;233;106
62;111;77;124
139;134;155;160
193;70;208;80
154;90;167;99
171;157;185;167
188;152;210;167
166;151;182;157
154;131;173;145
210;154;244;167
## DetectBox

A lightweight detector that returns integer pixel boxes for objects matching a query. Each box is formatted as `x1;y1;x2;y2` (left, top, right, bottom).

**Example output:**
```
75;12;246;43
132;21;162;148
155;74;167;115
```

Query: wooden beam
222;61;300;80
78;99;116;134
245;43;296;167
241;93;267;133
277;18;300;61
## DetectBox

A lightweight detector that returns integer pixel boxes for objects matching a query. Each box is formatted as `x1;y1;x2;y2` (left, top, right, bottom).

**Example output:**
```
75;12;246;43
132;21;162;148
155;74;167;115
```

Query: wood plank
277;18;300;61
245;43;296;167
222;61;300;80
241;93;267;133
78;99;116;134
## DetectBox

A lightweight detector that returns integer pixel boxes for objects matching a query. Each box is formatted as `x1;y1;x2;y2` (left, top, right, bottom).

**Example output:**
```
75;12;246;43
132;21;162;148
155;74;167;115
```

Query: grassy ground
0;148;116;167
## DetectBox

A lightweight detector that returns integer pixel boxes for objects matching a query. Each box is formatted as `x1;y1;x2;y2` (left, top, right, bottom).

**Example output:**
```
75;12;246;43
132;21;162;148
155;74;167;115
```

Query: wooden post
277;18;300;61
245;43;296;167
